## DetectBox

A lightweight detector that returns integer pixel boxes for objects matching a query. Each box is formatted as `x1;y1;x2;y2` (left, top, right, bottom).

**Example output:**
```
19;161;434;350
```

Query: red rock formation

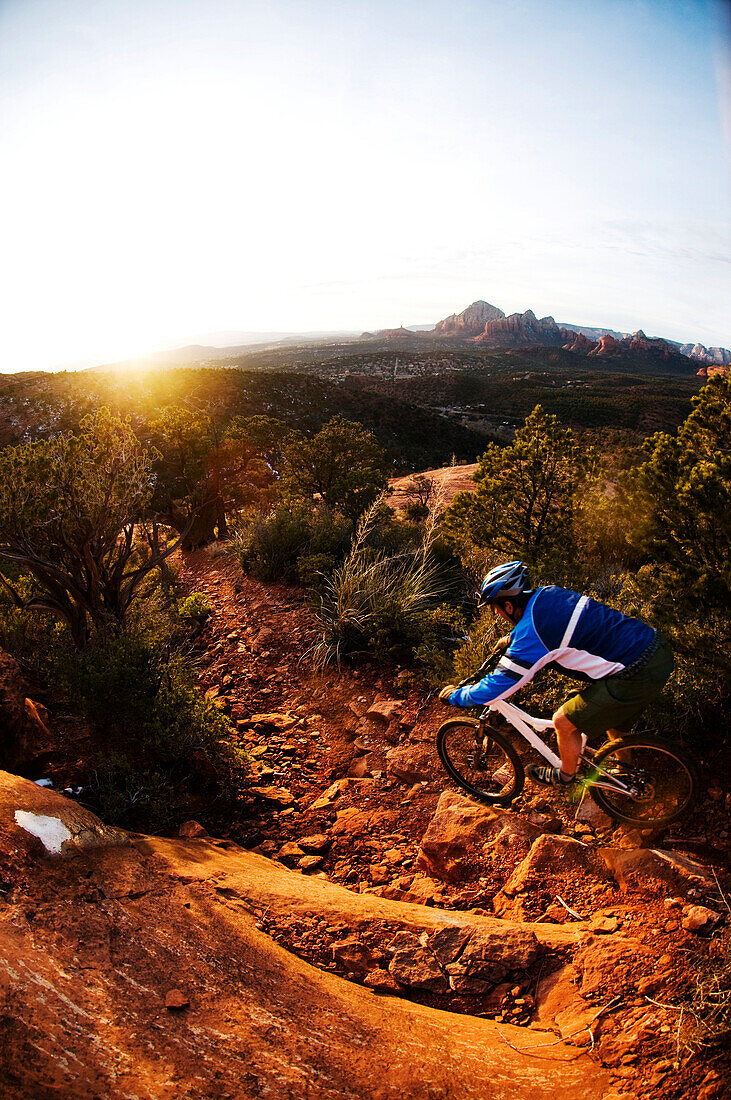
562;332;596;354
434;300;505;337
471;309;570;349
588;333;621;357
0;648;51;770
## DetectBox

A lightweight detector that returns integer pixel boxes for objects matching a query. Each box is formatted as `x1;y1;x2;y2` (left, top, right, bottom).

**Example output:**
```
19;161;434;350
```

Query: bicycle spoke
588;739;696;827
437;720;523;804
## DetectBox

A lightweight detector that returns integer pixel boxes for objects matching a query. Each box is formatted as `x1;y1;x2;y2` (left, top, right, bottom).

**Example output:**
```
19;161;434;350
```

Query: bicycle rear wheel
437;719;524;805
589;734;698;827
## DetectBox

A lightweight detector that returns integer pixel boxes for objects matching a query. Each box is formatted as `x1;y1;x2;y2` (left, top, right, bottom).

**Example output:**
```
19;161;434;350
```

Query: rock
387;933;448;993
416;791;539;883
600;848;715;896
277;842;305;866
309;778;369;811
178;820;208;838
8;772;128;859
575;798;612;830
165;989;190;1010
0;650;52;770
386;744;435;784
348;751;386;778
365;698;404;726
297;834;331;854
331;939;380;977
441;926;540;992
494;835;601;918
247;713;298;731
363;968;403;993
248;786;294;806
298;854;324;872
681;905;721;932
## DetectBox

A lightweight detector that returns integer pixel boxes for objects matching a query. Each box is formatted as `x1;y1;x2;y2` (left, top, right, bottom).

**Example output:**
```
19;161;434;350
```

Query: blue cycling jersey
450;585;655;708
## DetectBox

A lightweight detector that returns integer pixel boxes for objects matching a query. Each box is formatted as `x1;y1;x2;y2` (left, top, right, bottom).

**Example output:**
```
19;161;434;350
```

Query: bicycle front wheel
437;719;524;805
589;735;698;827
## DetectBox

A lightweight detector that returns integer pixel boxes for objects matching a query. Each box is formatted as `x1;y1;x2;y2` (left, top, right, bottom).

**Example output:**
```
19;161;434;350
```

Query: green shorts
562;638;673;739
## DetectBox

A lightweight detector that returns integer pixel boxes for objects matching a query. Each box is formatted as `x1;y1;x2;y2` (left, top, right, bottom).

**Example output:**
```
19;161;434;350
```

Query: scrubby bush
231;502;352;583
177;591;213;625
311;501;462;666
59;629;248;829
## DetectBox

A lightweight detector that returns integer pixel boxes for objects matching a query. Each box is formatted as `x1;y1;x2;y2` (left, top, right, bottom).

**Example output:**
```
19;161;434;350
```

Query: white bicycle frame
483;698;632;794
487;699;563;770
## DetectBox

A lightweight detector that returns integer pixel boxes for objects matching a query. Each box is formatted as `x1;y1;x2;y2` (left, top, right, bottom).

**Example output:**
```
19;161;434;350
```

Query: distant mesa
562;331;596;355
471;309;572;349
372;325;417;340
679;342;731;368
696;363;730;378
433;300;505;338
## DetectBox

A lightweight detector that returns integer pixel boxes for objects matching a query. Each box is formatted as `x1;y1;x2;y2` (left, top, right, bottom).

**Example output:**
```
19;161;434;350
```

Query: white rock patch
15;810;73;854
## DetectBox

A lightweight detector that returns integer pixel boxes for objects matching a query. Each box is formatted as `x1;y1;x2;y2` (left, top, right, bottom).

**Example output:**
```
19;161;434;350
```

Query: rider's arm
448;667;523;707
448;611;550;707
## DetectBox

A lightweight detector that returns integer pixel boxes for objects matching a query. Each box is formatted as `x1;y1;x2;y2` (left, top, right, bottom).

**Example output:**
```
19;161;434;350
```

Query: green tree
283;415;389;521
149;406;273;550
637;374;730;604
0;409;177;648
443;405;594;562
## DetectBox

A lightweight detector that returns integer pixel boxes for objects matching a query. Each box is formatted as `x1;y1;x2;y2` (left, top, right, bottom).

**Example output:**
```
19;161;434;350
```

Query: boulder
178;820;208;838
386;932;448;993
4;771;128;859
386;743;436;784
0;649;52;770
600;848;715;896
681;905;722;933
493;834;603;919
416;790;539;883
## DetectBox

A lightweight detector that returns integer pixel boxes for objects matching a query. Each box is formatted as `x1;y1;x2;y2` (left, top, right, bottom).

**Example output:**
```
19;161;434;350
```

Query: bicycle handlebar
455;645;504;689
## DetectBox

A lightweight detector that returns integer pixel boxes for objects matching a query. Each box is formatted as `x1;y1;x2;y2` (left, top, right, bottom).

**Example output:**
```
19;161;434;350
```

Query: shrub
231;502;352;583
311;501;457;665
58;630;248;829
177;591;213;625
443;405;595;567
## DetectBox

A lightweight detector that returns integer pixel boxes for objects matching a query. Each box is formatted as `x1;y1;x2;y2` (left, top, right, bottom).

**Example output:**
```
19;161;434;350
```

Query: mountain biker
438;561;673;787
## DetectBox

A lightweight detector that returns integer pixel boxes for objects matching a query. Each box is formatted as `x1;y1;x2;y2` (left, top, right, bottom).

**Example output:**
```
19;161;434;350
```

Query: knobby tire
437;718;524;805
589;734;698;827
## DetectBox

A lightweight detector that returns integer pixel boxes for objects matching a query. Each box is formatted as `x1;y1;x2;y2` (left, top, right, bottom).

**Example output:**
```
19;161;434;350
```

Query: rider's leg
552;705;584;778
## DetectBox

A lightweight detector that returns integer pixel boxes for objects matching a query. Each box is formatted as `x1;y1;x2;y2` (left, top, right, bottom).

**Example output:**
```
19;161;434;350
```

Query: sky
1;0;729;372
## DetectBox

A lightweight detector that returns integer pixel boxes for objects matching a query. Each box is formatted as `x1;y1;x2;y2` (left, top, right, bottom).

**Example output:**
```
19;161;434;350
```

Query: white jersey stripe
560;595;589;649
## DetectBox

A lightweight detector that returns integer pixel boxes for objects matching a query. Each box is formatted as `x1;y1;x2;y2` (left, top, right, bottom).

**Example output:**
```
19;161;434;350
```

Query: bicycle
437;650;698;827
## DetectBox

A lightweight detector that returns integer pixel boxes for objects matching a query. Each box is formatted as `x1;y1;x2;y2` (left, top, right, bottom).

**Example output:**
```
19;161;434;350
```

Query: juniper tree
0;408;180;648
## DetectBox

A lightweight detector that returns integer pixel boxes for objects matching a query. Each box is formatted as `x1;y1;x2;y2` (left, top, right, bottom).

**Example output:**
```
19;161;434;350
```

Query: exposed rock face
416;789;539;883
600;847;715;896
0;647;52;770
588;333;621;357
562;331;595;354
471;309;573;349
0;769;606;1099
680;341;731;367
434;300;505;337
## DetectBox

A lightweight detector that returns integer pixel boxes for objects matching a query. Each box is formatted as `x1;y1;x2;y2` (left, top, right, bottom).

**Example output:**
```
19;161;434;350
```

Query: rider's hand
496;634;510;653
439;684;458;702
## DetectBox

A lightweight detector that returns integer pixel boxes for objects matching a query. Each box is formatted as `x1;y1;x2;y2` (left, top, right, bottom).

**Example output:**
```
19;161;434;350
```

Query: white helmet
479;560;533;603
